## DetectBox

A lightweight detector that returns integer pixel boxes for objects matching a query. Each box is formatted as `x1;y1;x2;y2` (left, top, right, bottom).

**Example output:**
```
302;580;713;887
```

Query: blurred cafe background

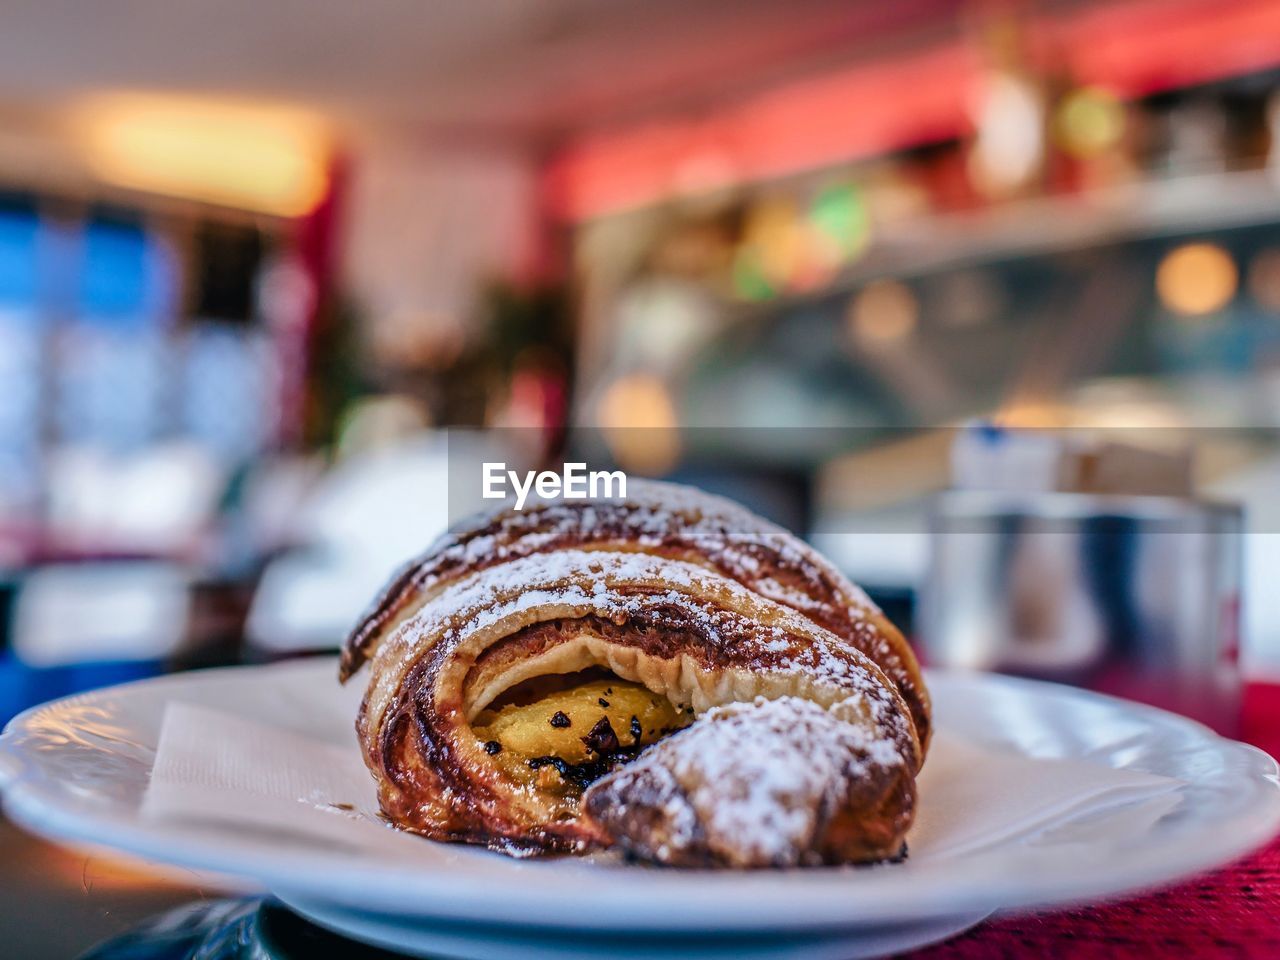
5;0;1280;716
6;0;1280;712
8;0;1280;949
7;2;1280;944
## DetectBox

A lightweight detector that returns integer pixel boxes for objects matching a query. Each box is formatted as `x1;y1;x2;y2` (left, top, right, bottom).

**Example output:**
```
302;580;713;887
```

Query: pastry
354;549;920;858
584;696;914;867
341;479;930;755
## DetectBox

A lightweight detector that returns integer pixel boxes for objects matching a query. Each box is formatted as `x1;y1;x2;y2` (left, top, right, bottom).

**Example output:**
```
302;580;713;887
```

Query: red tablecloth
908;683;1280;957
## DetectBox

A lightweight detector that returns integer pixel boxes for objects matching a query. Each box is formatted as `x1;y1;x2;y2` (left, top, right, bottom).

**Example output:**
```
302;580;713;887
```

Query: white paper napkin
142;702;1184;863
142;702;406;856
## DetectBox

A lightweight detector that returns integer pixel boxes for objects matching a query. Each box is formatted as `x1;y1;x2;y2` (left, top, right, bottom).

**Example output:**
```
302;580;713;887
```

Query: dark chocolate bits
549;711;571;728
528;717;652;789
483;740;503;755
581;717;621;756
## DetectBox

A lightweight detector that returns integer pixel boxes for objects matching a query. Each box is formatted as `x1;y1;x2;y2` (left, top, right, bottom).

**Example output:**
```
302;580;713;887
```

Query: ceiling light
70;94;331;217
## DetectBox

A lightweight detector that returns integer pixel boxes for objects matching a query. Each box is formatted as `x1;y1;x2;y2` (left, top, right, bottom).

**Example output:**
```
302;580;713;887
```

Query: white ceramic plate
1;659;1277;960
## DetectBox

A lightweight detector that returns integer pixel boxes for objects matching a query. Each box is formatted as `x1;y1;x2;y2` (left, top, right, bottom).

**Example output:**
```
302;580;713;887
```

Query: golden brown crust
341;479;930;755
358;550;920;857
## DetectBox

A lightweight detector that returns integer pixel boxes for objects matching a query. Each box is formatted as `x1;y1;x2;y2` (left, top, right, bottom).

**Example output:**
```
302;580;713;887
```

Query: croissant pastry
350;523;924;862
341;480;930;754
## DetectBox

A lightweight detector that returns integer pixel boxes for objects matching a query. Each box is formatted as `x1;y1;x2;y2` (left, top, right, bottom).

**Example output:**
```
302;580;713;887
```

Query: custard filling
472;669;693;794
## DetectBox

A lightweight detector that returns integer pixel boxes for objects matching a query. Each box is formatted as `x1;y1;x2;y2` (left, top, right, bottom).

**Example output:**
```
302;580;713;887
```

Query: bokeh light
808;182;871;262
969;72;1045;197
846;279;919;346
742;197;804;289
1054;87;1126;158
597;373;681;474
1156;243;1238;316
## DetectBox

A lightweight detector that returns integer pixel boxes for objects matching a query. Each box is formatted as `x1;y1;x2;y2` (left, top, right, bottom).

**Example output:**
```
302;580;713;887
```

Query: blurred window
182;326;279;459
57;213;172;451
0;198;43;507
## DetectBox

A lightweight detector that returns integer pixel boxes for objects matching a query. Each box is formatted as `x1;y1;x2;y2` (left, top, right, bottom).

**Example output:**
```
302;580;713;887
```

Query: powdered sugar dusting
367;478;878;632
339;478;936;760
369;551;890;720
585;695;908;868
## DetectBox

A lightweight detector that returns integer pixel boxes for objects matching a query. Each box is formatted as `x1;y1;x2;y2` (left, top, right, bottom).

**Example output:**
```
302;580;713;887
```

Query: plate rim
2;660;1279;932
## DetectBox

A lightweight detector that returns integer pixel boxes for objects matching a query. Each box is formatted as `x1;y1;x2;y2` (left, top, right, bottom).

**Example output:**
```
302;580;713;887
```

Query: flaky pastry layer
342;479;930;754
359;549;919;857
